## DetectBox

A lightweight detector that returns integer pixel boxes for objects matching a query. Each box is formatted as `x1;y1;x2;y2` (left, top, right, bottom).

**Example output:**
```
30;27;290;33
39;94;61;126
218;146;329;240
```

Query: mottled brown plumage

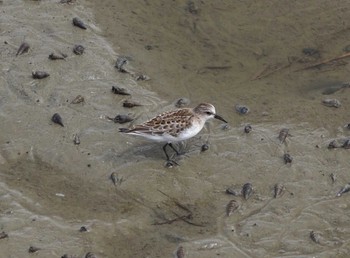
119;103;227;160
128;108;193;137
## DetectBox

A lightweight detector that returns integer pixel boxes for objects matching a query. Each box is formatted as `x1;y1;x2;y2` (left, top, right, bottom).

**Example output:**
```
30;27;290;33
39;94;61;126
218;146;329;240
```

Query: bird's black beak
214;114;227;123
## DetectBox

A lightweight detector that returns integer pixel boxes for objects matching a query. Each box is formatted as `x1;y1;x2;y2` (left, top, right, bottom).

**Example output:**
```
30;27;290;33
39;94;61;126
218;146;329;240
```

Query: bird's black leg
162;143;170;160
163;143;179;167
168;143;180;156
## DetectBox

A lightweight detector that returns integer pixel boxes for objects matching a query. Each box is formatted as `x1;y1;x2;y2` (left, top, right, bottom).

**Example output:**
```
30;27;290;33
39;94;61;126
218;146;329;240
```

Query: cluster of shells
18;9;153;146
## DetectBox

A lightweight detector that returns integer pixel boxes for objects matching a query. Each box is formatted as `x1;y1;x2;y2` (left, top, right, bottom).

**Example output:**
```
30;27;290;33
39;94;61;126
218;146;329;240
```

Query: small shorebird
119;103;227;161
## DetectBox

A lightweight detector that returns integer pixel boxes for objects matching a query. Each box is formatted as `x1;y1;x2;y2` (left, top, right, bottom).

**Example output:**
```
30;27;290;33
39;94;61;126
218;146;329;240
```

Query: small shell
310;230;322;244
302;48;320;57
61;254;77;258
72;17;87;29
336;183;350;197
225;186;242;196
110;172;123;185
123;100;141;108
278;128;289;143
235;104;249;115
283;153;293;164
330;173;336;183
111;115;133;124
79;226;88;232
273;183;285;198
73;134;80;145
71;95;84;104
187;1;199;14
115;57;128;72
85;252;97;258
60;0;75;3
201;143;209;152
164;160;178;168
111;86;130;95
328;138;350;149
342;139;350;149
244;125;252;133
322;98;341;108
32;71;50;79
134;74;150;81
226;200;239;216
175;98;190;108
328;140;341;149
242;183;253;200
73;44;85;55
28;246;41;253
119;128;129;133
52;113;64;127
110;172;118;185
221;124;230;130
49;52;66;60
0;231;8;239
16;42;30;56
176;246;185;258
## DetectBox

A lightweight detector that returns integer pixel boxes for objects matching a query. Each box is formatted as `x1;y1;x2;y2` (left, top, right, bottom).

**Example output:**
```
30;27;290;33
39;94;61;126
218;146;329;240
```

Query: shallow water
1;0;350;257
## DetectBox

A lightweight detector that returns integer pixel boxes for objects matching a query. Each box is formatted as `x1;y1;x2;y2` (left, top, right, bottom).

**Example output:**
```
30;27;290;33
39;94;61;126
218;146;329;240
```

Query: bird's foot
164;159;179;168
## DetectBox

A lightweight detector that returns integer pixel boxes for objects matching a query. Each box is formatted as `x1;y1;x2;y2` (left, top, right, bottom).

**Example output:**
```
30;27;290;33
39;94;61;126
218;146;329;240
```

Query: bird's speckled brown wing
126;108;194;136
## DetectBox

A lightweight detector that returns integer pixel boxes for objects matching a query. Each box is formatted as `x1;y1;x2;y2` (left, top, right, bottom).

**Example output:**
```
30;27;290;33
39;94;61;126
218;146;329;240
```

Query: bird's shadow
113;136;207;165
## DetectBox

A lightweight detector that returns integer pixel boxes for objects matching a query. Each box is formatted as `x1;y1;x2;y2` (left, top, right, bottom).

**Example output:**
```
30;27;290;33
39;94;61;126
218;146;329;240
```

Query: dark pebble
165;160;178;168
85;252;97;258
52;113;64;127
226;200;239;216
49;52;66;60
79;226;88;232
16;42;30;56
244;125;252;133
187;1;199;14
242;183;253;200
111;86;130;95
28;246;40;253
226;186;241;196
123;100;141;108
115;57;128;72
73;134;80;145
135;74;150;81
32;71;50;79
302;48;320;57
72;17;87;29
73;44;85;55
71;95;84;104
235;104;249;115
175;97;190;108
201;143;209;152
283;153;293;164
0;231;8;239
278;128;289;143
113;114;133;124
61;254;78;258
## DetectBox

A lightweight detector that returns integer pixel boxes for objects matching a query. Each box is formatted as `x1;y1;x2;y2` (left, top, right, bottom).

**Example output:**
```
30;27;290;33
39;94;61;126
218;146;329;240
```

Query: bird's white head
194;103;227;123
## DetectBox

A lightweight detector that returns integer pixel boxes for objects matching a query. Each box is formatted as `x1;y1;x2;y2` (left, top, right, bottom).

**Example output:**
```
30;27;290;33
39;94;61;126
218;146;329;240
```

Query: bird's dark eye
206;112;212;115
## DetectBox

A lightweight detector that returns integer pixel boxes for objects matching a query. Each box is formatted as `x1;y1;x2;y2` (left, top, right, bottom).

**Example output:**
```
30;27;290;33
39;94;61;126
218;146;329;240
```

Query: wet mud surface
1;0;350;257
